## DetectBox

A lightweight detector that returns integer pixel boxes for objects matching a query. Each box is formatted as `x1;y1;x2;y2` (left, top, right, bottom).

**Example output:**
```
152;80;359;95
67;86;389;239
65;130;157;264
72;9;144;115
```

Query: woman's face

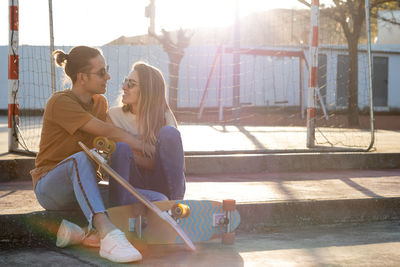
122;70;140;107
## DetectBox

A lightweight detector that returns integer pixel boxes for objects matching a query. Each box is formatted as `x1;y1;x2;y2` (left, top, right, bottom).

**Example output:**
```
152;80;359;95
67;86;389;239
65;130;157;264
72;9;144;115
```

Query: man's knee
116;142;132;154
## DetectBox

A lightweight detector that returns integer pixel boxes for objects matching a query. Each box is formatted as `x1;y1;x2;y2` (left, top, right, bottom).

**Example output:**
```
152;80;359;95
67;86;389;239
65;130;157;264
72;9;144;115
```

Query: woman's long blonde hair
122;62;177;147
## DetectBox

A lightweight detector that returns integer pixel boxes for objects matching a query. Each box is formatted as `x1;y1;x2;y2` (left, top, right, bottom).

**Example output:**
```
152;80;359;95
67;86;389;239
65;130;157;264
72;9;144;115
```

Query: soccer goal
7;0;375;155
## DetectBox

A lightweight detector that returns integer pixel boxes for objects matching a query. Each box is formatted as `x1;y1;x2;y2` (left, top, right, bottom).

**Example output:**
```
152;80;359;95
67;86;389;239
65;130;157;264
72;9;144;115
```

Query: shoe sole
99;250;142;263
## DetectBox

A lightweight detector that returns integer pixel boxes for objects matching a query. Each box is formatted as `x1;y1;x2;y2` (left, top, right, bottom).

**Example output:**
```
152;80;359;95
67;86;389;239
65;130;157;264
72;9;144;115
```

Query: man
31;46;166;263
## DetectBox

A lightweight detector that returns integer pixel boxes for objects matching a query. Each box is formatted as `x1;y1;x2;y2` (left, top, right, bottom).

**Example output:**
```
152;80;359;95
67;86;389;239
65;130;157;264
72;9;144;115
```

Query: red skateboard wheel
222;232;235;245
223;199;236;212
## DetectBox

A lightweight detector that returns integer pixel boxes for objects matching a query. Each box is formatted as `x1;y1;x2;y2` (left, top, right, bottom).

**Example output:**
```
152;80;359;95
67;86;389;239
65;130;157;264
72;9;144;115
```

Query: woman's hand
133;150;156;170
142;142;155;158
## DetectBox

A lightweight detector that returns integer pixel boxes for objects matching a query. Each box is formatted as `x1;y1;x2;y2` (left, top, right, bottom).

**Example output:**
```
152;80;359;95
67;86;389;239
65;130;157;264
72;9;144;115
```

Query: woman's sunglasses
123;78;139;88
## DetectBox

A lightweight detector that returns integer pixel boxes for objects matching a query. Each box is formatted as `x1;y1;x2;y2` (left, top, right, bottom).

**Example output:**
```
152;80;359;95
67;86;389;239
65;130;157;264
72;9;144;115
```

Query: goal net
8;0;374;154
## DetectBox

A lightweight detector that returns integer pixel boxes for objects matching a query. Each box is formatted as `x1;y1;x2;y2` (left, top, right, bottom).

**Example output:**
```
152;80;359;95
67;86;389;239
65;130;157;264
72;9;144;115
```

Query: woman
108;62;186;202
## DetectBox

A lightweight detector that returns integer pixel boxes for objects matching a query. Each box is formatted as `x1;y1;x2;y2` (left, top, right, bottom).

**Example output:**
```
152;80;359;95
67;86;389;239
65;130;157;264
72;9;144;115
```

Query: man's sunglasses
86;65;109;77
123;77;139;88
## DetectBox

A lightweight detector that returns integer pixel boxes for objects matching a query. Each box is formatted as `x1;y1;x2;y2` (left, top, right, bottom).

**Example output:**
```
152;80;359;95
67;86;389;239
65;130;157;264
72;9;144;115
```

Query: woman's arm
80;117;155;157
105;112;156;169
133;151;156;170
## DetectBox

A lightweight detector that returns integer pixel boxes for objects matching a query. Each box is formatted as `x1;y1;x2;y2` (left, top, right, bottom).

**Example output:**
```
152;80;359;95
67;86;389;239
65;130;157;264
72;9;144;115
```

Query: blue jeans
35;146;167;228
110;126;186;203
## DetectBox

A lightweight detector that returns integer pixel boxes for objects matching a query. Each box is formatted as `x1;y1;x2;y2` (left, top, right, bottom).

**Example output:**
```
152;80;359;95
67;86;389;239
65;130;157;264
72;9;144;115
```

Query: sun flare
156;0;303;31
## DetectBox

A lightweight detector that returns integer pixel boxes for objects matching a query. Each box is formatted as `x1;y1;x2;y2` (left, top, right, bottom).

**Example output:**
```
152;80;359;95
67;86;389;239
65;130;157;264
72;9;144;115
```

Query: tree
324;0;399;126
149;29;193;111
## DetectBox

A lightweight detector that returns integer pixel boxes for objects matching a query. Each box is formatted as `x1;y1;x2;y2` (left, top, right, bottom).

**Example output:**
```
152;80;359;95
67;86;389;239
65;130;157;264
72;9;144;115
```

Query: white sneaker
56;219;85;248
100;229;142;263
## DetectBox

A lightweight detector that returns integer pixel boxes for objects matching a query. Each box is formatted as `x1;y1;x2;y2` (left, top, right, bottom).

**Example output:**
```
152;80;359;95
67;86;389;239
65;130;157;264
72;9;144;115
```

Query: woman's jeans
109;126;186;206
35;144;168;228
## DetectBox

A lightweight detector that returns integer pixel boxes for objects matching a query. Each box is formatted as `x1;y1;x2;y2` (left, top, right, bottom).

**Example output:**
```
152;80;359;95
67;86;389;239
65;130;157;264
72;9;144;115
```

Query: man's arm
80;117;155;157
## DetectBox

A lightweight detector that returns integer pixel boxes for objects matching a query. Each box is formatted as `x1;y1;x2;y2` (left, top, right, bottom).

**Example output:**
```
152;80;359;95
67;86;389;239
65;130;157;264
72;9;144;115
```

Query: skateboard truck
129;216;147;239
211;199;236;244
92;137;116;181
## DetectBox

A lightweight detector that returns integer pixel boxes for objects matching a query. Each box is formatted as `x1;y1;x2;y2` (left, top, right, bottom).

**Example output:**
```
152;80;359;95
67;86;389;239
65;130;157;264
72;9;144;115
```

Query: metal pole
8;0;19;152
232;0;240;124
49;0;56;94
365;0;375;151
306;0;319;148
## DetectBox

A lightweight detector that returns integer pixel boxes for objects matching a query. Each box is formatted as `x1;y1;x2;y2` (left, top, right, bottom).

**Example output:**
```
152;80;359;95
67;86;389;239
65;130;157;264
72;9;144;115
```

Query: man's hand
80;117;143;152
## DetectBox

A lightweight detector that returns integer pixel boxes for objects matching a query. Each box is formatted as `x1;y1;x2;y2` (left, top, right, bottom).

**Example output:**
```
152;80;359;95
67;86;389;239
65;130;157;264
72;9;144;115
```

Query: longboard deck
109;200;241;244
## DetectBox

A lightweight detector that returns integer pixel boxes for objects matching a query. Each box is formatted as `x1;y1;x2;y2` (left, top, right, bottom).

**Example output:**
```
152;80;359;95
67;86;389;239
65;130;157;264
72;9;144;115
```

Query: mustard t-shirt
30;89;107;188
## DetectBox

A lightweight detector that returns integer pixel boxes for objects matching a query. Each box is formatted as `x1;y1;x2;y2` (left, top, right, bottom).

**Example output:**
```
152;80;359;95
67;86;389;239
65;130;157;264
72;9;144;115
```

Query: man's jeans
35;144;167;228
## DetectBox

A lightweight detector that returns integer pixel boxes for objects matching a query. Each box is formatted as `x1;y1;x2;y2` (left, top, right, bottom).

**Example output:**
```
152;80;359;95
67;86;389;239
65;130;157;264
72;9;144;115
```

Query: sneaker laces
108;230;132;248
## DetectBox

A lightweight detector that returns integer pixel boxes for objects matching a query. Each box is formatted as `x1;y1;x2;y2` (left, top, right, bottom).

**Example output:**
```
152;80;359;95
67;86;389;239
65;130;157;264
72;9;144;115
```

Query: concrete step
1;152;400;182
1;198;399;247
1;169;400;246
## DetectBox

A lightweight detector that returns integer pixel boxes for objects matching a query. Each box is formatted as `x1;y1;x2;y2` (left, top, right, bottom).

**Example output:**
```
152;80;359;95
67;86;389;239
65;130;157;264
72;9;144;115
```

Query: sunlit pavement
1;221;400;266
1;116;400;265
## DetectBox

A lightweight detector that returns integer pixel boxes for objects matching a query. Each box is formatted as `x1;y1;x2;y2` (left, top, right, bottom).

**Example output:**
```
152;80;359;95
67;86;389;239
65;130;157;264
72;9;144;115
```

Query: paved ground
1;116;400;154
1;221;400;266
1;115;400;266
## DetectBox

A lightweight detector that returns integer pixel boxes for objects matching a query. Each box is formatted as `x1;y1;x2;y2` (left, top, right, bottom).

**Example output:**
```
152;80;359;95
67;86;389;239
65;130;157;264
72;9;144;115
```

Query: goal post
8;0;20;153
306;0;319;148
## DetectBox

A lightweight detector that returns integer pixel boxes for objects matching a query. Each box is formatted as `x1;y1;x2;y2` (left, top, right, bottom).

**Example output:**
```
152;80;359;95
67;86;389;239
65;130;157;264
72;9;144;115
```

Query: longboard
108;199;241;245
78;141;196;251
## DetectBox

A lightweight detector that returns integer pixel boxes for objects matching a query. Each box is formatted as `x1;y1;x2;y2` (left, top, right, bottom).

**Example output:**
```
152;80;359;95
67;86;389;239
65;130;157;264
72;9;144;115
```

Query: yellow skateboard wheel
93;136;109;151
108;140;116;154
171;203;191;218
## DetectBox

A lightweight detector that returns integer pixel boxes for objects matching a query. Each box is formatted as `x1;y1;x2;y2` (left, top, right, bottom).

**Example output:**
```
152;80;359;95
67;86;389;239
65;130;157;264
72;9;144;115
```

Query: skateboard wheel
108;140;116;154
222;232;235;245
223;199;236;212
93;136;109;151
172;203;191;218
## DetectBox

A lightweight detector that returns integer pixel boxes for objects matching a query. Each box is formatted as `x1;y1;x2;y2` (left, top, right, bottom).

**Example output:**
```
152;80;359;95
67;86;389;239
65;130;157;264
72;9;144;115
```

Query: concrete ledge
0;157;35;182
1;152;400;181
1;198;399;246
185;152;400;174
237;197;400;232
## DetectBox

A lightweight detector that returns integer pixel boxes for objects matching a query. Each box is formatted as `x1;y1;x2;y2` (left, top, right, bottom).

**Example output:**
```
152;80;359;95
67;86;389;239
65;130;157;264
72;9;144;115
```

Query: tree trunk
347;38;359;126
167;51;183;111
168;61;180;111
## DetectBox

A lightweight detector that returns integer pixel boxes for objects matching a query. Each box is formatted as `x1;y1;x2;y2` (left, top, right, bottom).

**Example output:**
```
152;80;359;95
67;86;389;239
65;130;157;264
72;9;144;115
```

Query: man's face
84;55;110;95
